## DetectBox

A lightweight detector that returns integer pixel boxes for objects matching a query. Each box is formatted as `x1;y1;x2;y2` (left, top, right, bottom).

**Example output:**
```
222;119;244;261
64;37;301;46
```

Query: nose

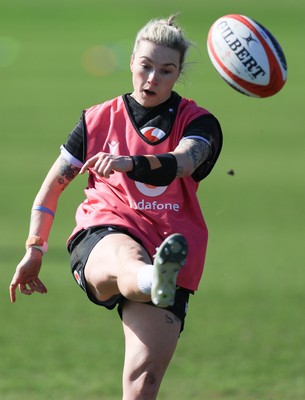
147;70;158;85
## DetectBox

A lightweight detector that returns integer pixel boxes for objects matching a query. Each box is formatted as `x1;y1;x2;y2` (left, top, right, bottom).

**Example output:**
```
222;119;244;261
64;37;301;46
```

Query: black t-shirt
64;92;222;180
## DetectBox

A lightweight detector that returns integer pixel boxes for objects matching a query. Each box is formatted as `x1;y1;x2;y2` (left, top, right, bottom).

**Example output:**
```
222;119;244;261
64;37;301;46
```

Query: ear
130;54;134;72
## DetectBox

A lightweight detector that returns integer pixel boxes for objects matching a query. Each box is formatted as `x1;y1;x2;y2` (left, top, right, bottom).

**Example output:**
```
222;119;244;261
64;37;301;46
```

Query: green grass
1;0;304;398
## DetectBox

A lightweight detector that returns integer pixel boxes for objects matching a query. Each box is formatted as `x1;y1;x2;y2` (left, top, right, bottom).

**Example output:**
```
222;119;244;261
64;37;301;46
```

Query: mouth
143;89;156;96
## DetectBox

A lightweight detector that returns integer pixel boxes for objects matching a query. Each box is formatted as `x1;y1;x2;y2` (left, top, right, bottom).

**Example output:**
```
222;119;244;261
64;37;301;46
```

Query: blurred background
1;0;304;399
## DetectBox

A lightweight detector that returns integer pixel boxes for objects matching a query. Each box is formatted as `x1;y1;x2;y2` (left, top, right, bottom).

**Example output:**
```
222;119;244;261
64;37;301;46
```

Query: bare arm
9;155;80;303
30;155;80;240
78;137;211;187
171;138;211;178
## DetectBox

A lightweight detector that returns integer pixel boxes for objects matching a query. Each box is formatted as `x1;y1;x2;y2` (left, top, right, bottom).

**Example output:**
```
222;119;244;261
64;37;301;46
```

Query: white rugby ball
207;14;287;97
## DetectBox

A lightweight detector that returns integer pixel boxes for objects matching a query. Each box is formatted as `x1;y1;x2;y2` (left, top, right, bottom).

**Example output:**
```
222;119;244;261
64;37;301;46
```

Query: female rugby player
10;15;222;400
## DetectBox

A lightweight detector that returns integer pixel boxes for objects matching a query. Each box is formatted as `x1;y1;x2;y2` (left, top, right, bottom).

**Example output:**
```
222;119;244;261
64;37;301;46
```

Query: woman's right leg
84;233;152;302
84;231;188;307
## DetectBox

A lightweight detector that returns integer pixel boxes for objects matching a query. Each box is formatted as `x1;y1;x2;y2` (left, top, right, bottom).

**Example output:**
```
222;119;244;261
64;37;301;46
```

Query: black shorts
67;225;191;332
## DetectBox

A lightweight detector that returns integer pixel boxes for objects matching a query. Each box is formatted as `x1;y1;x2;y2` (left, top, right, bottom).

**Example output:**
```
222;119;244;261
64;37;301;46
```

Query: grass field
1;0;304;399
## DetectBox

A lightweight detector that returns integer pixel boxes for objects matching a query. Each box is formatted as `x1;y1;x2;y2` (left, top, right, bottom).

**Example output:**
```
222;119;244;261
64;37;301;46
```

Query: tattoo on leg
165;314;180;325
165;314;174;325
165;313;180;325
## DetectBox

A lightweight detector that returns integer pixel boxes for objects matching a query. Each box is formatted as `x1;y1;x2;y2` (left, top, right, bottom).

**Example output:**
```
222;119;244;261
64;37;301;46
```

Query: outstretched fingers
79;152;133;177
25;278;47;295
9;277;47;303
9;282;17;304
79;153;115;177
79;156;97;174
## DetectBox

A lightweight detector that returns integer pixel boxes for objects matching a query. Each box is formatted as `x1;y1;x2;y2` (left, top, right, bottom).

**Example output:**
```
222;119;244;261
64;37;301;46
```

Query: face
130;40;181;108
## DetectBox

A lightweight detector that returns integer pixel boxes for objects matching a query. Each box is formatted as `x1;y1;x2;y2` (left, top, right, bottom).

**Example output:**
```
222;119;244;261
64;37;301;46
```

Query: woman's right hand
9;155;77;304
9;248;47;303
79;152;133;178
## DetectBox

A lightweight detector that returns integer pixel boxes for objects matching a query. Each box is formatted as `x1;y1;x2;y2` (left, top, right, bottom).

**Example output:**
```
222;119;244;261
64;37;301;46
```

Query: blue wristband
32;206;55;218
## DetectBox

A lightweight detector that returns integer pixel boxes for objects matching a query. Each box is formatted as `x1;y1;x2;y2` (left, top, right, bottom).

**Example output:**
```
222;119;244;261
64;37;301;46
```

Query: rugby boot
151;233;188;308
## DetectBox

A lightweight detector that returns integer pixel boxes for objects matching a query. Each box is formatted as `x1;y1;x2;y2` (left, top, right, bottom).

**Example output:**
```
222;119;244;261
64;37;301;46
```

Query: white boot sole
151;234;188;308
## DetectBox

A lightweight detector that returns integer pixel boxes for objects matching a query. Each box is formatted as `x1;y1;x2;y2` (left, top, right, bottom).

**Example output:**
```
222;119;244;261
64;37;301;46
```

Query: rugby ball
207;14;287;97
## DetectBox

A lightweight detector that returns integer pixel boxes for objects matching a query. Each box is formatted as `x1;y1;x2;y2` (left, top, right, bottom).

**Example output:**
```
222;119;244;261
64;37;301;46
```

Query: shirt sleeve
61;112;86;164
182;114;223;181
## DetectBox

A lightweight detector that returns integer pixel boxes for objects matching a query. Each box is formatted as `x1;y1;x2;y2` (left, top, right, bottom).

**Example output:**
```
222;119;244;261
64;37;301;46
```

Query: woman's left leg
121;300;181;400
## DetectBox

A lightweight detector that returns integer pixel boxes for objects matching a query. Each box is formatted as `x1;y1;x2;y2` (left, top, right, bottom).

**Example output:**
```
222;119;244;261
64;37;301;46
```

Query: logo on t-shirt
108;140;119;154
130;182;180;212
135;181;167;197
140;127;166;143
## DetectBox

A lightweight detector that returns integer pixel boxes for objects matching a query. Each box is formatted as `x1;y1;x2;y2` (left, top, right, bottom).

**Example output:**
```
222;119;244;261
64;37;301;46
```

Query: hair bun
167;15;176;26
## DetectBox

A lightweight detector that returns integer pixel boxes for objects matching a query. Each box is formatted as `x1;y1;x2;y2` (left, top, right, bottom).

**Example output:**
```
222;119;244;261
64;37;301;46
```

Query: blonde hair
133;15;191;71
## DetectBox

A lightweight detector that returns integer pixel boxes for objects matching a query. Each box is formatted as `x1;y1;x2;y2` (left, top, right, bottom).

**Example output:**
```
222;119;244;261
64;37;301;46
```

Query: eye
161;69;174;76
141;63;151;70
